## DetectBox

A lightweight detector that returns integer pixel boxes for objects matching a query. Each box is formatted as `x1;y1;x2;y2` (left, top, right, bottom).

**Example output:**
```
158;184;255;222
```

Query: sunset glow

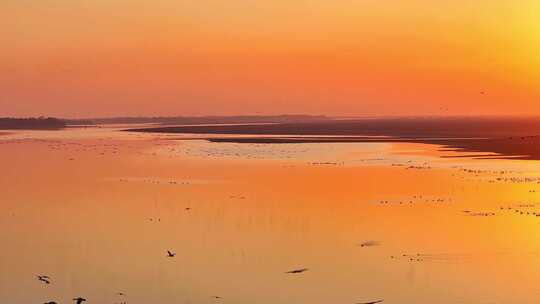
4;3;540;304
3;1;539;117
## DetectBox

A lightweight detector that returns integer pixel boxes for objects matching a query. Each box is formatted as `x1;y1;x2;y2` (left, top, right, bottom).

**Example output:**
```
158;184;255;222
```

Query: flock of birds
36;274;89;304
498;205;540;217
117;178;192;186
460;204;540;218
375;195;452;206
36;251;384;304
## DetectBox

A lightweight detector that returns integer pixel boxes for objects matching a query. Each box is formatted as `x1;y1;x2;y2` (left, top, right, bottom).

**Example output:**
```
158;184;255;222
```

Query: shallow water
2;126;540;304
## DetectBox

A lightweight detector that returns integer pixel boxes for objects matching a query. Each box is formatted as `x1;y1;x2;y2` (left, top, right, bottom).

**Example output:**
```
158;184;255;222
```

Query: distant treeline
65;115;329;125
62;119;96;125
0;117;66;130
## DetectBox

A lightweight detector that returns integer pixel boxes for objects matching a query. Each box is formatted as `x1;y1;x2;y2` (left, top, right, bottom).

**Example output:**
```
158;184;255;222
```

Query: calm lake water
2;126;540;303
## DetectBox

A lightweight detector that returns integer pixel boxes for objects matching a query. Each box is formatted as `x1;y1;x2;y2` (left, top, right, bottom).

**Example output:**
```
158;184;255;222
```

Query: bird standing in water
359;241;380;248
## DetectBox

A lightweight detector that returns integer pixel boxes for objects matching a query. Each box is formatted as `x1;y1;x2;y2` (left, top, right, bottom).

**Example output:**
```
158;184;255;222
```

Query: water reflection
1;127;540;303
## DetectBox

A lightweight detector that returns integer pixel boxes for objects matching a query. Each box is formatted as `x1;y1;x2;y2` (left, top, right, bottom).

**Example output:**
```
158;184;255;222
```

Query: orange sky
2;1;539;118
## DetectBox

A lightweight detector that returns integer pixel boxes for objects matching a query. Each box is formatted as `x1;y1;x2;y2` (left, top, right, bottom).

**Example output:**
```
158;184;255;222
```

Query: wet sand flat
127;117;540;160
202;136;539;160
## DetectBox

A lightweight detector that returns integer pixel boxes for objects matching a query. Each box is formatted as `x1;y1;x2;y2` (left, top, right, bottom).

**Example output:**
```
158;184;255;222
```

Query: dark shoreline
0;117;65;130
125;118;540;160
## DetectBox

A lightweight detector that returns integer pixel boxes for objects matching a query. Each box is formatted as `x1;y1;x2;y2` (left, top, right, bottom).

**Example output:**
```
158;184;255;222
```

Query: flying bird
359;241;380;248
44;302;58;304
73;297;87;304
37;275;51;284
356;300;384;304
285;268;309;274
167;250;176;257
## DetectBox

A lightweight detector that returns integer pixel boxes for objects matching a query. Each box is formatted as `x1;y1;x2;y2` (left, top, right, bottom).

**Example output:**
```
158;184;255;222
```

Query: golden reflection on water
2;128;540;303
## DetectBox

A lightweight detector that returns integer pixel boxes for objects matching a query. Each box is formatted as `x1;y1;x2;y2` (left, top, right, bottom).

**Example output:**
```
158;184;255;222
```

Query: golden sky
2;1;539;117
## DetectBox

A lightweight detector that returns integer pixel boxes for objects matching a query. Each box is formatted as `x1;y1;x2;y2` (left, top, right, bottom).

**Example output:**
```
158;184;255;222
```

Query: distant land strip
0;117;65;130
125;118;540;160
64;115;330;126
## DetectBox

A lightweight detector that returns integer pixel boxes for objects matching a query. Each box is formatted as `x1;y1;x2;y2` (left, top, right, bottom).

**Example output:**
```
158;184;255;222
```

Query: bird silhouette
44;302;58;304
285;268;309;274
37;275;51;284
167;250;176;257
73;297;86;304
